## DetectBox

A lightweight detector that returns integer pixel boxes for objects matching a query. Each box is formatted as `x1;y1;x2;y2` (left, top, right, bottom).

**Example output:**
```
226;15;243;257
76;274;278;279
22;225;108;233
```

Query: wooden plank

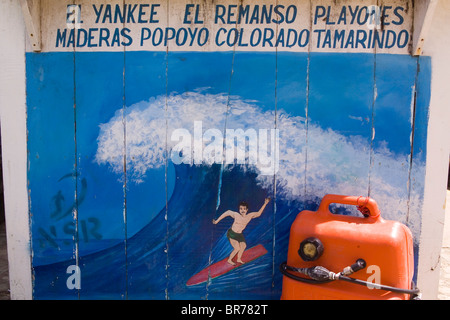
368;0;417;228
411;55;433;287
123;0;169;299
306;53;375;202
203;0;277;299
72;0;127;300
24;1;79;299
272;2;310;296
26;41;78;299
0;0;33;300
416;0;450;298
413;0;439;56
306;0;375;212
19;0;41;52
17;0;437;300
368;55;418;229
164;0;236;299
74;51;127;299
273;47;310;299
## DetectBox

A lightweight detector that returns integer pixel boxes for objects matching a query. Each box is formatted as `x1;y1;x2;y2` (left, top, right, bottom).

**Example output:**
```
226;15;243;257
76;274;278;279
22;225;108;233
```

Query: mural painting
26;0;431;299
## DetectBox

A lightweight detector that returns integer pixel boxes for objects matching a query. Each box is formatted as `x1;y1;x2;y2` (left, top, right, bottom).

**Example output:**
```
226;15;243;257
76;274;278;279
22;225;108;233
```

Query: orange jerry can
280;194;419;300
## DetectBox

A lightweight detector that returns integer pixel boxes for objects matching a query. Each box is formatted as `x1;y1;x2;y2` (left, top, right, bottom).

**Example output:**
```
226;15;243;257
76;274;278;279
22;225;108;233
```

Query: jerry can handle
318;194;381;220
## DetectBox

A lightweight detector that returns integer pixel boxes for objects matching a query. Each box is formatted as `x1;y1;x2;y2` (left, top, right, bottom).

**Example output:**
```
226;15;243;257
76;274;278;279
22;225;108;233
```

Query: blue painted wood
369;55;418;226
124;51;169;300
272;52;309;298
26;52;78;299
207;51;277;299
307;53;375;203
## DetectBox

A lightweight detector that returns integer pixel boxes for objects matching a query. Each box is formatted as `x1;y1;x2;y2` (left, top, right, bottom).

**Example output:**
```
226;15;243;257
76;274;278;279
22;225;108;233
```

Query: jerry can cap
298;237;324;261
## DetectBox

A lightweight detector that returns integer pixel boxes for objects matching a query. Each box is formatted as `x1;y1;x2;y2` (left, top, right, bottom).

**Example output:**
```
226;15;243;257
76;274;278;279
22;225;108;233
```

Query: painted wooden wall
3;0;442;299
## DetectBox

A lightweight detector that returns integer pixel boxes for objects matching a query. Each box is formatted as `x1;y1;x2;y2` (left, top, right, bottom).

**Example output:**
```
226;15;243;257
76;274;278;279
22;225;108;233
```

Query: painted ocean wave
32;90;424;299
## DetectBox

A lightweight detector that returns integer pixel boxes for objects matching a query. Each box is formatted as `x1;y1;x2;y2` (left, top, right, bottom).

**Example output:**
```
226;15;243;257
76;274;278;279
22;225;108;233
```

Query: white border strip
0;0;33;300
416;0;450;300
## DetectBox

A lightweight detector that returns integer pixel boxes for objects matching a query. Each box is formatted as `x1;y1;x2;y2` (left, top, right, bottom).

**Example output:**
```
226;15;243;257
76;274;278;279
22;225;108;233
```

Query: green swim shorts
227;229;246;243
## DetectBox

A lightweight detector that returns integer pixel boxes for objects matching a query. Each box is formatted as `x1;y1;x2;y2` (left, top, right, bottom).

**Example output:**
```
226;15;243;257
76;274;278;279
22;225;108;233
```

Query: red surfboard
186;244;268;286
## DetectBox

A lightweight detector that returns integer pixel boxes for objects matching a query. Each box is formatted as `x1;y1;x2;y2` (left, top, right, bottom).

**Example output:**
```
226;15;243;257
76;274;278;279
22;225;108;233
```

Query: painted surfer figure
213;198;271;265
